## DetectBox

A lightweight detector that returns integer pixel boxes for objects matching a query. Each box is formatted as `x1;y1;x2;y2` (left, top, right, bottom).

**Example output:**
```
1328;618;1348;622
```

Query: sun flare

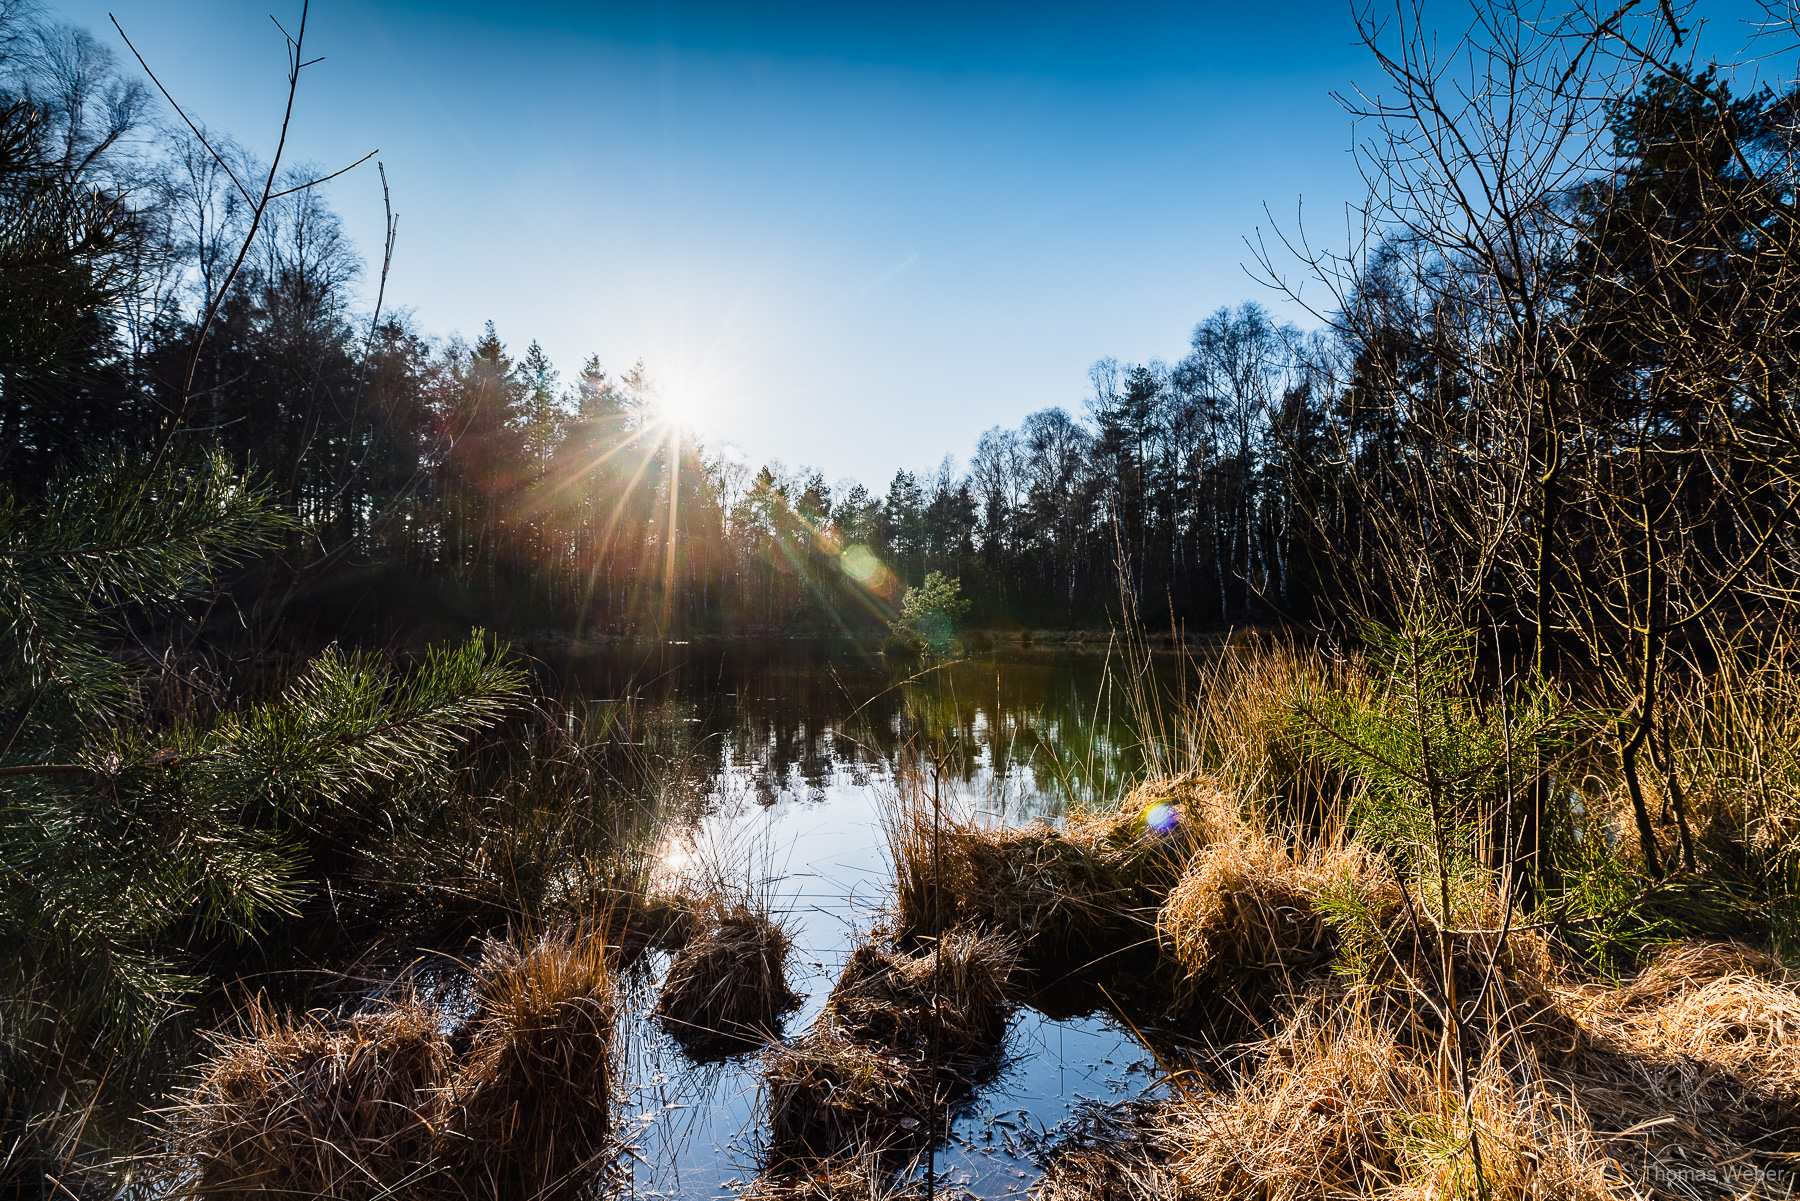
653;384;706;431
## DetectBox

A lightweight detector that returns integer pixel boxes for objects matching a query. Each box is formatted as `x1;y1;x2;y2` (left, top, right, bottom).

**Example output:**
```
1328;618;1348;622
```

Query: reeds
360;694;706;950
654;902;802;1056
763;929;1018;1167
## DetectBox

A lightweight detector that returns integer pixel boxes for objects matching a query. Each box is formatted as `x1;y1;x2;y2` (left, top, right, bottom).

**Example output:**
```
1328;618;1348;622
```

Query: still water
548;639;1187;1199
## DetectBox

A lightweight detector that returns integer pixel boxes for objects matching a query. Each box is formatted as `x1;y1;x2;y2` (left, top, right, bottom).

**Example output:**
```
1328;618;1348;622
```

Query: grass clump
885;776;1233;976
1157;836;1400;1018
168;925;617;1201
654;901;802;1057
170;998;452;1201
825;929;1017;1059
1032;1103;1181;1201
1033;1005;1610;1201
439;925;617;1199
763;929;1018;1167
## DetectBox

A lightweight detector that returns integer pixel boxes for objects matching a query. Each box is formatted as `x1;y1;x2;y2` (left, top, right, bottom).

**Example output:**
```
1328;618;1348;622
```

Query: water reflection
543;640;1185;1200
551;640;1160;820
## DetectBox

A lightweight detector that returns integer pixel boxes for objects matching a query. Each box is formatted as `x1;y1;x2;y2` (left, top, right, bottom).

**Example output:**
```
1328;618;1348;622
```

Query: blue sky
48;1;1754;485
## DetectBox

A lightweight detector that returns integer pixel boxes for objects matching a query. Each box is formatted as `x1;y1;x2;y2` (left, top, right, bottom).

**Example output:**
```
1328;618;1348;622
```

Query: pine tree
0;449;524;1112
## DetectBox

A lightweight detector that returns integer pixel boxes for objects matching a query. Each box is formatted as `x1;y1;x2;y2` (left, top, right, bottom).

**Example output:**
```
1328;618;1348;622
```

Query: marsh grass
358;693;711;951
1009;615;1800;1201
168;924;619;1201
169;996;452;1201
438;925;618;1199
653;902;802;1057
1157;834;1399;1018
881;774;1229;984
762;930;1018;1168
1034;937;1800;1201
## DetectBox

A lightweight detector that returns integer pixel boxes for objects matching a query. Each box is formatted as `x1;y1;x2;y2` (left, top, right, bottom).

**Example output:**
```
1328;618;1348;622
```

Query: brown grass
1024;629;1800;1199
763;929;1018;1167
169;998;451;1200
438;925;617;1199
1157;833;1399;1017
825;929;1017;1060
885;775;1236;974
654;902;802;1056
170;925;618;1201
1037;1000;1619;1201
1545;941;1800;1196
1033;938;1800;1201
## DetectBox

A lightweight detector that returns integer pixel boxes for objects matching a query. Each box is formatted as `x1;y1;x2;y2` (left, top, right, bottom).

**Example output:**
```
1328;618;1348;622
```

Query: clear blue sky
46;0;1754;485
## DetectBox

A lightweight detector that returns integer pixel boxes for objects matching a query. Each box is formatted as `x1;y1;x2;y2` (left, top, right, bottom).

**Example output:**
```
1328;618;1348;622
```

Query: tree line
0;2;1331;646
9;0;1800;672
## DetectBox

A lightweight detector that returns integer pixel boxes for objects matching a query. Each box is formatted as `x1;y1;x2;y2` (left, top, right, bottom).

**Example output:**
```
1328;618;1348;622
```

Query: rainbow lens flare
1145;802;1179;835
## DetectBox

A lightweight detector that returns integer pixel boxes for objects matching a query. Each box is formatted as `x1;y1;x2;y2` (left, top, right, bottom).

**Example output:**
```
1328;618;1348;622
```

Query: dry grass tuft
1034;937;1800;1201
1036;1141;1183;1201
886;775;1234;972
1160;1009;1420;1201
1544;941;1800;1195
615;889;701;959
170;997;451;1200
1039;1004;1617;1201
763;930;1018;1166
1158;836;1398;1015
824;929;1017;1060
168;926;620;1200
654;902;801;1056
764;1029;934;1168
439;924;617;1199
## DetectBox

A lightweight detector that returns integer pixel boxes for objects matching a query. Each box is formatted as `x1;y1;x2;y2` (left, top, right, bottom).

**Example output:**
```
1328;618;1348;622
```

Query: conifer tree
0;446;524;1133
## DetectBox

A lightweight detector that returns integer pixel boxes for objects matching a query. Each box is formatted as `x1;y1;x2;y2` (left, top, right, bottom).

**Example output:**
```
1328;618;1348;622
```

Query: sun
655;387;694;430
654;384;705;431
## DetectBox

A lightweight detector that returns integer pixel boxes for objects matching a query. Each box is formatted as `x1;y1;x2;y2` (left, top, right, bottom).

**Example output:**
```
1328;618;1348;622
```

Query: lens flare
841;544;902;598
1145;803;1179;836
841;545;881;584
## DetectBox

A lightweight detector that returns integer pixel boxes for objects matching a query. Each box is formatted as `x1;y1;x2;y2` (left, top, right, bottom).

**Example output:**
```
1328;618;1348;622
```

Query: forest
13;0;1800;1198
3;2;1331;642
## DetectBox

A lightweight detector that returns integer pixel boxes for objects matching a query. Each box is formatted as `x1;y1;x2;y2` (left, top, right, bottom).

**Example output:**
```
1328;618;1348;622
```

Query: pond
545;638;1194;1199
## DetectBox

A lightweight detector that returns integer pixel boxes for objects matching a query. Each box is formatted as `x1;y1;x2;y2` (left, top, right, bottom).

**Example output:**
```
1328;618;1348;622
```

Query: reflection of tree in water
547;641;1177;817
